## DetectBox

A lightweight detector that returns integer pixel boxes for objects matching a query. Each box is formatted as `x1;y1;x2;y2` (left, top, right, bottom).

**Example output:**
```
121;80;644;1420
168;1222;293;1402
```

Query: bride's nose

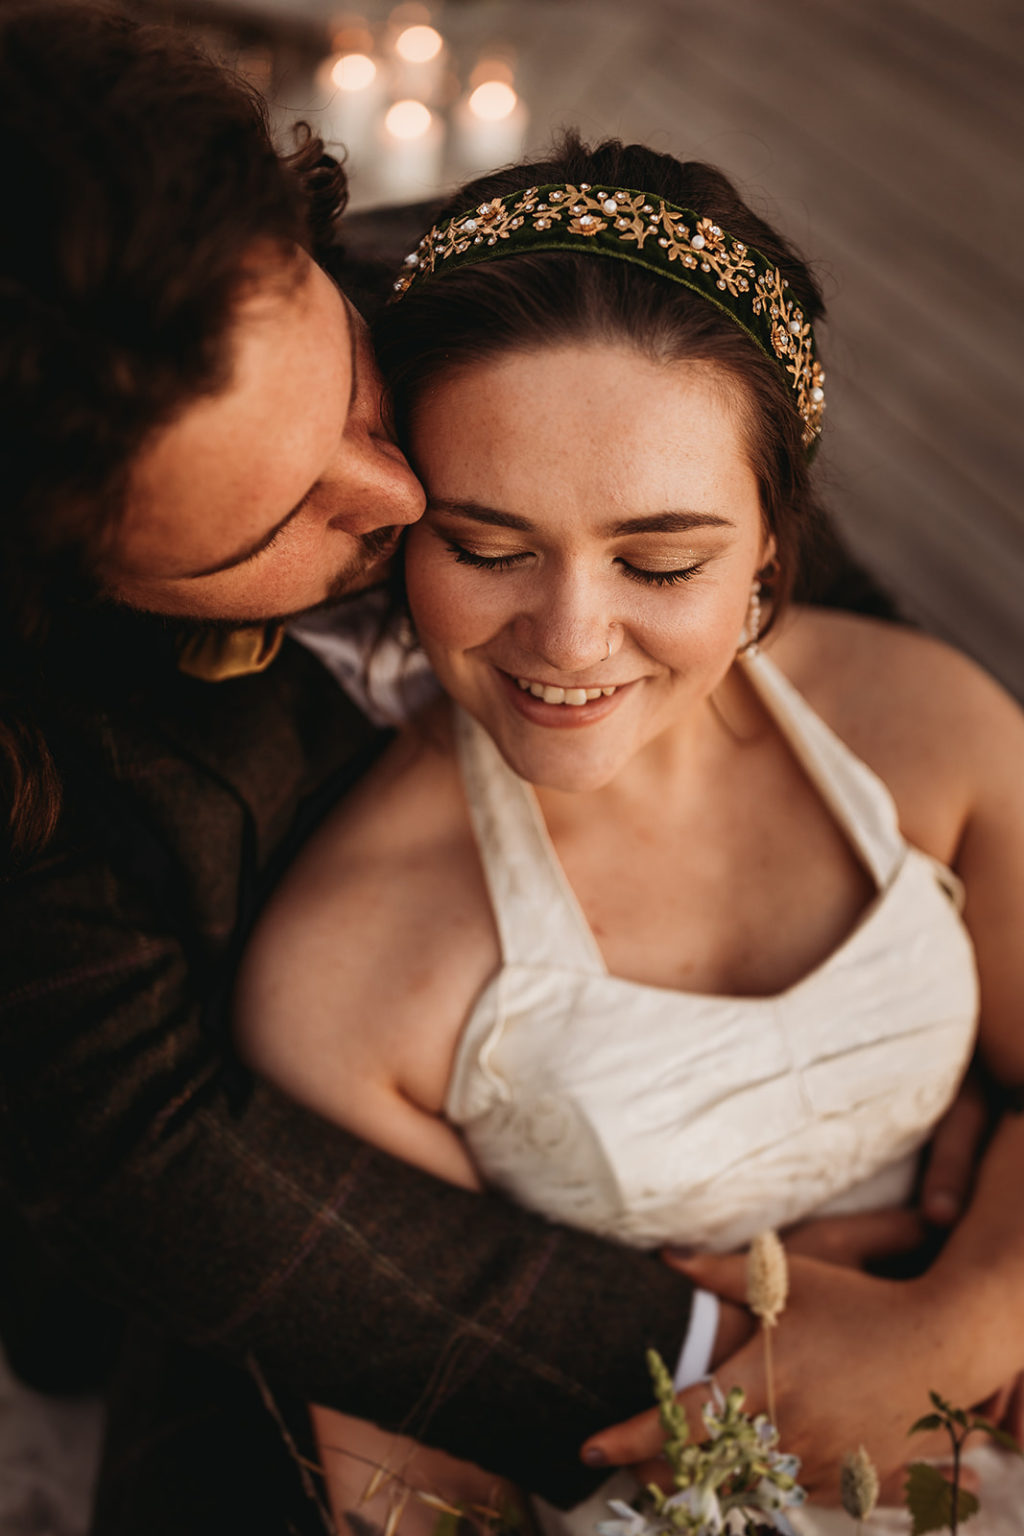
516;571;616;673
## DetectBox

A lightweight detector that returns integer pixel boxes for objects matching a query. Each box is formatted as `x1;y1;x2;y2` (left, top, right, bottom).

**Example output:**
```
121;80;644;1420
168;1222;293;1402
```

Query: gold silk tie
176;622;285;681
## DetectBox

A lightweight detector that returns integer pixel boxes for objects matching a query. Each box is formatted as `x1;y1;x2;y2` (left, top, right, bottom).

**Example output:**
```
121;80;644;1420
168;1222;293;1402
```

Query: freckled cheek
637;585;747;671
406;555;510;656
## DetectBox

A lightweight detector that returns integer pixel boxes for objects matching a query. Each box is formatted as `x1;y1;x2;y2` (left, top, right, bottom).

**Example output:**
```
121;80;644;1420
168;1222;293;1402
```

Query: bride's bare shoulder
234;697;494;1086
768;607;1008;732
765;606;1023;845
239;699;477;981
305;698;467;870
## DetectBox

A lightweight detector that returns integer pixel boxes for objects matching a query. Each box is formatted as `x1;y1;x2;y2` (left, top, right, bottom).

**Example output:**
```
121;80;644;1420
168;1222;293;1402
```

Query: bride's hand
580;1250;986;1501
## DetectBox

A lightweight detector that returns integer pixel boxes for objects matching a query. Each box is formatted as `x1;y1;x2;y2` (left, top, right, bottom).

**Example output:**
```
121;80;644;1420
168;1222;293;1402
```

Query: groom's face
100;254;425;624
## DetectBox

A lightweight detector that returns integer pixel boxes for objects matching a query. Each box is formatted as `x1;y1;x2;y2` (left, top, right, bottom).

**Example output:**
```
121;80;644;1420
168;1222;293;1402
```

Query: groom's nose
323;427;425;538
322;340;426;537
323;299;429;540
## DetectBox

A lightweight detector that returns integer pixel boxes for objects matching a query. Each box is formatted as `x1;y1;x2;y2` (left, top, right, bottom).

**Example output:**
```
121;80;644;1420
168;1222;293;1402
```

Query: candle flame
385;99;433;140
331;53;377;91
468;81;518;122
396;25;443;63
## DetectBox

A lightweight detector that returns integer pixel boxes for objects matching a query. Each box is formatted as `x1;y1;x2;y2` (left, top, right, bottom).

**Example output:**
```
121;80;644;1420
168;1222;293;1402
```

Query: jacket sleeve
0;761;694;1506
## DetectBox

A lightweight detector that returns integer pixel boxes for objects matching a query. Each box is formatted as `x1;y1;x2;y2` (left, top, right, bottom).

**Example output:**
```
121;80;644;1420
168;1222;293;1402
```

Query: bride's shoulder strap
453;707;606;975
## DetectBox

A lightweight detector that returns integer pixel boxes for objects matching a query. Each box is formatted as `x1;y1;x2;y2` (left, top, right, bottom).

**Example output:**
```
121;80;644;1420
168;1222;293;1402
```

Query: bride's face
404;343;774;792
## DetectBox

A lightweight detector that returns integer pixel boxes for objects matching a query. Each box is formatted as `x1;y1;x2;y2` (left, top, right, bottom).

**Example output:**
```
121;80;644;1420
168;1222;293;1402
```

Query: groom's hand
580;1251;965;1501
918;1067;989;1226
782;1206;928;1269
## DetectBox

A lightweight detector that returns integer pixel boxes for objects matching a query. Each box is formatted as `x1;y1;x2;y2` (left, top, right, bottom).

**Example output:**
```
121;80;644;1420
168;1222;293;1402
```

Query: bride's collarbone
541;753;877;997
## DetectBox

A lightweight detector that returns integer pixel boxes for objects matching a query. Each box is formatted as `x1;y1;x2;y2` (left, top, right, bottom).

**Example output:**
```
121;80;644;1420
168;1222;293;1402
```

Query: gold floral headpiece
392;182;826;449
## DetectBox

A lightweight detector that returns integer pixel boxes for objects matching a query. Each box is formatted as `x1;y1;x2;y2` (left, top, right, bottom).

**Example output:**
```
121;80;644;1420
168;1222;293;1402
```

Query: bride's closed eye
443;538;705;587
445;541;530;573
618;560;705;587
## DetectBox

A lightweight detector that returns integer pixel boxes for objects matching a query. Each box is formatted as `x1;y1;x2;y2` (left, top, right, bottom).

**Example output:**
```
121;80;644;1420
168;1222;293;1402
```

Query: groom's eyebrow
430;501;733;535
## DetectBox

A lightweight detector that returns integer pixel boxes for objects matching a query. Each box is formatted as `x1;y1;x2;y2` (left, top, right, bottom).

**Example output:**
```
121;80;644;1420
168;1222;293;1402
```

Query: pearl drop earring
739;579;762;652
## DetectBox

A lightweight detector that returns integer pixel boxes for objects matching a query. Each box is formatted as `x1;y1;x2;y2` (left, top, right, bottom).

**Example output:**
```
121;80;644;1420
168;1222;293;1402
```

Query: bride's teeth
515;677;619;705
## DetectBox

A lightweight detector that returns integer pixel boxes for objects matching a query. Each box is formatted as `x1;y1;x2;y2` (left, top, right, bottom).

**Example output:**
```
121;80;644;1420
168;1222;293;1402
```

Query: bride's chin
486;726;627;795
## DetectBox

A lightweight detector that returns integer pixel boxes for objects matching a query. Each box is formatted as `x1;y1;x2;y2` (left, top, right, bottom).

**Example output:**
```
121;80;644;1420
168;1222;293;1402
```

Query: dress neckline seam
474;845;968;1007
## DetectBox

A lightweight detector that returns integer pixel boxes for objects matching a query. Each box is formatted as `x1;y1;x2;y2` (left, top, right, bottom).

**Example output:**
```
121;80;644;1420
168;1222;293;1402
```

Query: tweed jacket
0;620;693;1512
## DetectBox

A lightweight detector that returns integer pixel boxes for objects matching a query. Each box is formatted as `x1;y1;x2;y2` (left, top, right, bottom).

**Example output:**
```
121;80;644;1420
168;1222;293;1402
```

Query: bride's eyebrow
606;511;735;535
427;499;532;531
427;500;734;536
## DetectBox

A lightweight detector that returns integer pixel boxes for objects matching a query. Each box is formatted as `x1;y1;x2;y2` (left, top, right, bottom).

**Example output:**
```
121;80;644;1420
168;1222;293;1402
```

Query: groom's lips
495;667;631;727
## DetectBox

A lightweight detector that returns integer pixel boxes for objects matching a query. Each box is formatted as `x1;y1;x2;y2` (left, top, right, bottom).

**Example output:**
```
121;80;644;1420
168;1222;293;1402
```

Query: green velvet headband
392;181;826;450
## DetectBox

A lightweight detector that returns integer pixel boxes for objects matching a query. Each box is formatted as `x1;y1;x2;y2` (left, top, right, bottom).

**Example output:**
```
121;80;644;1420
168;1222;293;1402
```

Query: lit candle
377;98;445;203
452;79;529;176
317;49;385;166
391;23;446;105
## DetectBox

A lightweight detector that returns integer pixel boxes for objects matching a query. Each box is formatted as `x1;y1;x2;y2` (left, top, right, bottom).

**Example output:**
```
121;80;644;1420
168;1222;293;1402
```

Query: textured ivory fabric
446;648;978;1252
445;649;1024;1531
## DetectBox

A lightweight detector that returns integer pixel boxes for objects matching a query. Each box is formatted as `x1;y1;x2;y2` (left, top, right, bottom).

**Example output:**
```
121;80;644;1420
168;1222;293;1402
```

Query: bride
234;137;1024;1532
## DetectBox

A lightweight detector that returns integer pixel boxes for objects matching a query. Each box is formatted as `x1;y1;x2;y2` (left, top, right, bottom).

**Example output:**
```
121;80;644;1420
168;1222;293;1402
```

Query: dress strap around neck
738;649;906;891
454;706;608;974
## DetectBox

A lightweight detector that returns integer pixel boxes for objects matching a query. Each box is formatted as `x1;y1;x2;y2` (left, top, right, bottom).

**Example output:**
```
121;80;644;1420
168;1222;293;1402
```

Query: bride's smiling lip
494;667;633;727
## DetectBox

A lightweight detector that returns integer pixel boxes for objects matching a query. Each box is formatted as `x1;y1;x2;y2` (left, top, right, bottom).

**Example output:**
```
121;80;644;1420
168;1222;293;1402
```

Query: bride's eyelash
445;541;528;572
619;561;704;587
444;540;704;587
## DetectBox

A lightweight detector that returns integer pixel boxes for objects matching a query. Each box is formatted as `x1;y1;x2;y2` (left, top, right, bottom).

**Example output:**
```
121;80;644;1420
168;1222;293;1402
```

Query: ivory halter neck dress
442;649;1023;1534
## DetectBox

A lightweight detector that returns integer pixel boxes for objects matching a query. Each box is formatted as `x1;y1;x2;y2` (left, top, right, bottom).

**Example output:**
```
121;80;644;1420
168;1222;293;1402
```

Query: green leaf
909;1414;946;1435
928;1390;950;1413
904;1462;980;1535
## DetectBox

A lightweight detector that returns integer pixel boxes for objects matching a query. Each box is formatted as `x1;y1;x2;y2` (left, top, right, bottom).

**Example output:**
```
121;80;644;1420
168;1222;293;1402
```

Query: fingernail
582;1445;608;1468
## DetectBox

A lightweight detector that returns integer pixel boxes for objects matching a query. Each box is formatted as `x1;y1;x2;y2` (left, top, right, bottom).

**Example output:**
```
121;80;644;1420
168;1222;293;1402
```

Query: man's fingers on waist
784;1208;927;1267
919;1073;989;1224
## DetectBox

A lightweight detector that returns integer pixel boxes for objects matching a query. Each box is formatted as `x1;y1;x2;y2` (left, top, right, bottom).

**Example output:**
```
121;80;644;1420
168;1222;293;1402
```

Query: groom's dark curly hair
0;1;347;866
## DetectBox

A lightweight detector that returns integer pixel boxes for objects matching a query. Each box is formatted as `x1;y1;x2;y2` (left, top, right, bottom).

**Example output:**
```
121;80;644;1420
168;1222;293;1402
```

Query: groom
0;6;738;1529
0;4;993;1530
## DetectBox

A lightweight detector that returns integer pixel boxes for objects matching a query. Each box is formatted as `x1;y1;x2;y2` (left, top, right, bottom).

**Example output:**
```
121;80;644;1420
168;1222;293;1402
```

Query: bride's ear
757;531;778;578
